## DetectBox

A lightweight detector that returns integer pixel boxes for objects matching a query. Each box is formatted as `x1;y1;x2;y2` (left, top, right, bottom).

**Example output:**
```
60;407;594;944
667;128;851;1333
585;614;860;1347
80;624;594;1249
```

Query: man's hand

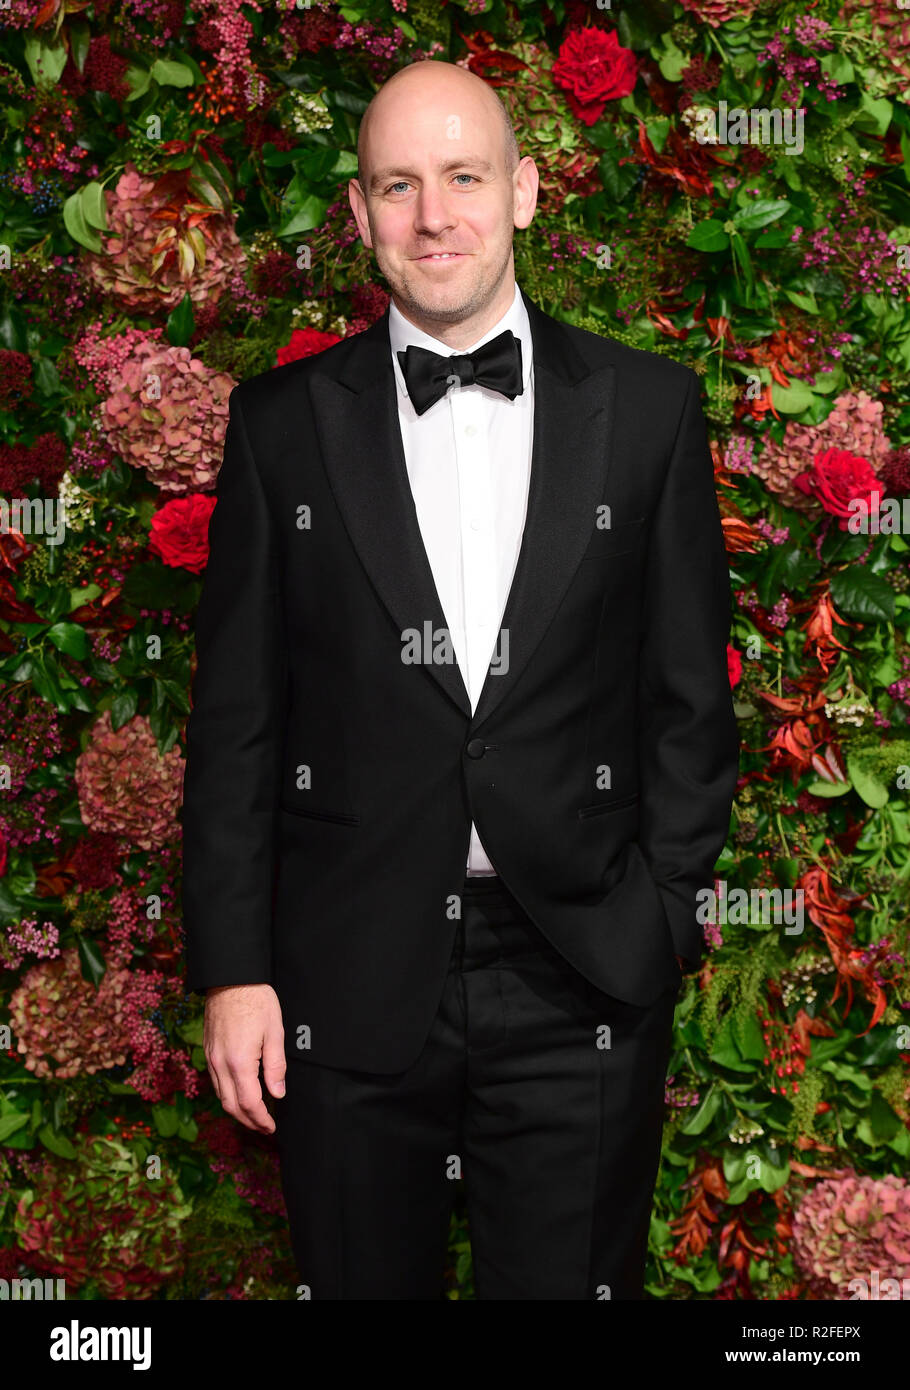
203;983;286;1133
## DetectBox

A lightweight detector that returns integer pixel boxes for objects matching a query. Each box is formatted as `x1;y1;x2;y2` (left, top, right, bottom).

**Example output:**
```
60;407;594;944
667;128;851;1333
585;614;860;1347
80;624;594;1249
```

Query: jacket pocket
279;799;360;826
577;792;640;819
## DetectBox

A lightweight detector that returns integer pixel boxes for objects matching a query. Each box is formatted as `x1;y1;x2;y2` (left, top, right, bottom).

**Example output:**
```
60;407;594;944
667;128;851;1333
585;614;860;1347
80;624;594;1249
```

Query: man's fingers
262;1023;286;1099
230;1063;276;1133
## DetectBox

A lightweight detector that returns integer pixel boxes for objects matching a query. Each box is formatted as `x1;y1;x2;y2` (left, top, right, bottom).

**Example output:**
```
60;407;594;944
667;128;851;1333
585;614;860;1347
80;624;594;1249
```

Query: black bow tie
397;329;524;417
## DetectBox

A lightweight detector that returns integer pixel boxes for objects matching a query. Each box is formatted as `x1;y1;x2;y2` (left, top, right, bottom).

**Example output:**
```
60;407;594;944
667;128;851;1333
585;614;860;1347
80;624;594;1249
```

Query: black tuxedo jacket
181;286;740;1072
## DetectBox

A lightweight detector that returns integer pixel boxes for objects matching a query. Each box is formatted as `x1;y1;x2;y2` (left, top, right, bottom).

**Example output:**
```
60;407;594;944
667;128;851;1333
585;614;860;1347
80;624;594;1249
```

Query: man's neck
391;280;517;351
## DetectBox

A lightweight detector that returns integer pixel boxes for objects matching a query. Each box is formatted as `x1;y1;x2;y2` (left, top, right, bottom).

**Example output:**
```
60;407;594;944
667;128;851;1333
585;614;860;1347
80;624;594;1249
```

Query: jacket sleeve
636;368;739;969
180;384;286;992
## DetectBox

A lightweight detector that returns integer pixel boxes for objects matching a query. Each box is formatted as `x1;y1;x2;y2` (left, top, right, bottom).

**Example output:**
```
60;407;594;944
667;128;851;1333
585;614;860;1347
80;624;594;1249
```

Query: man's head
349;59;538;343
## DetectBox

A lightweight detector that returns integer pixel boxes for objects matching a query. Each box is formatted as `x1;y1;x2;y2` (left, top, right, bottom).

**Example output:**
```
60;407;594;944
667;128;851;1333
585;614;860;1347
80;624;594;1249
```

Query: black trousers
274;875;680;1299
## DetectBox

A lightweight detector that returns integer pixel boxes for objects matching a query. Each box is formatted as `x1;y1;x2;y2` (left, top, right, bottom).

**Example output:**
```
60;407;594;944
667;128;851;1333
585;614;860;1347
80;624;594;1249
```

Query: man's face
350;82;534;329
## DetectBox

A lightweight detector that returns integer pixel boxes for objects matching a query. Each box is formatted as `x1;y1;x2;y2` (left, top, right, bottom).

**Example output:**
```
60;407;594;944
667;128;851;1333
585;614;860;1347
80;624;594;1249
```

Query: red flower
276;327;343;366
792;448;881;531
551;26;638;126
0;824;7;877
727;643;742;687
148;494;217;574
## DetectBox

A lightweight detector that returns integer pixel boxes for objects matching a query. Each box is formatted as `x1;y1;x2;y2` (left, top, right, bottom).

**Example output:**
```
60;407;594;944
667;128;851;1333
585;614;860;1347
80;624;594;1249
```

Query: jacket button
466;738;486;759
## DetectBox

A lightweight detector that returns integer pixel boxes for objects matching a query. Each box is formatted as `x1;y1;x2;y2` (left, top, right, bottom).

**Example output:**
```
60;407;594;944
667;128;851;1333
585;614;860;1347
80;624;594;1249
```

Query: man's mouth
417;252;464;261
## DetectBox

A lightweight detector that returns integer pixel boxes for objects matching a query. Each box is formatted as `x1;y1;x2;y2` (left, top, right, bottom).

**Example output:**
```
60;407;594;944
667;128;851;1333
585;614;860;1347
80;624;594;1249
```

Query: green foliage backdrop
1;0;909;1300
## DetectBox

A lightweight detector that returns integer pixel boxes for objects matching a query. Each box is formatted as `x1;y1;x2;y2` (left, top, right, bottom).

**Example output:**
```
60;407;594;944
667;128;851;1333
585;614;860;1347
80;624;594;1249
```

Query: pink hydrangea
678;0;758;27
9;948;131;1079
793;1170;910;1298
754;390;890;511
101;339;234;493
74;711;184;850
83;162;247;312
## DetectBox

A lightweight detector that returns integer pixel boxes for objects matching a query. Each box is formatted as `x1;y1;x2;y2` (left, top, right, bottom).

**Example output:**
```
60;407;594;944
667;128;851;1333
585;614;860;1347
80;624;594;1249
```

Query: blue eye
386;174;477;194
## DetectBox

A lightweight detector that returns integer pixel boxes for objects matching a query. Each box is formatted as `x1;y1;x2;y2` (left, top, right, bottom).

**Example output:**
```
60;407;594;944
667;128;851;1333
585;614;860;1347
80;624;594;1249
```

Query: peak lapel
470;290;617;730
308;312;472;717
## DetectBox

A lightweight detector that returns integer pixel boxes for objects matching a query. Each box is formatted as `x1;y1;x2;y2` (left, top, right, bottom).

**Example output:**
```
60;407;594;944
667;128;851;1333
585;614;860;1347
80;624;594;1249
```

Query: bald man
182;58;739;1300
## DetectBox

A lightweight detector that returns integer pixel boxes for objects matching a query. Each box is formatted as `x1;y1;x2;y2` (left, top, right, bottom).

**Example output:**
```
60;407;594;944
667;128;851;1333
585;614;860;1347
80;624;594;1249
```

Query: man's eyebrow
368;157;497;192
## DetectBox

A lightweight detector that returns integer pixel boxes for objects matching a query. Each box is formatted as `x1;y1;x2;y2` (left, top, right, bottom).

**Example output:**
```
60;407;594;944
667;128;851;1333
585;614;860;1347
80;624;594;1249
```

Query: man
181;57;739;1300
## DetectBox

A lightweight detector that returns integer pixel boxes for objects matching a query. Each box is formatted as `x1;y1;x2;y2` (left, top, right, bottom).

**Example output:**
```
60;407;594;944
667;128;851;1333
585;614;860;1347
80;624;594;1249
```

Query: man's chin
391;276;482;323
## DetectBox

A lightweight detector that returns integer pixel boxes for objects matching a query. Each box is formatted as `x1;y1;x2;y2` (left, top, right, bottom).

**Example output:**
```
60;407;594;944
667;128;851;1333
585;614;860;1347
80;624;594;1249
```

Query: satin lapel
470;290;616;730
308;312;472;716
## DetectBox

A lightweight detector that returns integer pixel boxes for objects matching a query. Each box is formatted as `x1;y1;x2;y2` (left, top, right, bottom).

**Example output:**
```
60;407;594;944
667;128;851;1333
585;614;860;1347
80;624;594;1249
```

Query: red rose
148;494;218;573
792;448;881;531
551;26;638;126
727;643;742;688
0;823;7;877
276;327;343;366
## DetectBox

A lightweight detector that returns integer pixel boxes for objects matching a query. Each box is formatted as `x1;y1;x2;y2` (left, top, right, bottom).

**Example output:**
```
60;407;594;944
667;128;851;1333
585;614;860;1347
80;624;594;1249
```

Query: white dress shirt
389;281;534;874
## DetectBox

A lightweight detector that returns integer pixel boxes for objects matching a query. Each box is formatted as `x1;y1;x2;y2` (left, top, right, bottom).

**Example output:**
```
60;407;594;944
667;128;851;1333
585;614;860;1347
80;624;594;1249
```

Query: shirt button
464;423;477;437
470;517;482;531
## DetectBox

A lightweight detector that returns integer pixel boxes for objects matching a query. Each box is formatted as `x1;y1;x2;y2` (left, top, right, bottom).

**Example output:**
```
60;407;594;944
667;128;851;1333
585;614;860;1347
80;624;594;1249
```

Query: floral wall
1;0;909;1300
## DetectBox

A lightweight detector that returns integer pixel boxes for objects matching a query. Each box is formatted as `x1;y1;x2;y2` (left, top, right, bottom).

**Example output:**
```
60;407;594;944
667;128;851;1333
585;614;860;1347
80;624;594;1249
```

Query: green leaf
152;1104;179;1137
23;35;68;88
276;194;328;238
784;288;818;314
69;22;91;75
733;199;790;233
125;65;151;101
645;117;670;155
77;934;107;987
820;52;855;85
868;1090;901;1141
887;1123;910;1156
177;1016;204;1047
830;566;896;623
806;779;851;798
45;621;89;660
846;752;889;808
0;1113;29;1143
69;584;103;610
38;1124;78;1159
29;653;71;711
757;1156;790;1193
110;688;139;730
62;191;103;253
708;1014;753;1072
686;219;729;253
679;1085;722;1135
856;92;893;137
733;1008;766;1061
82;181;109;232
0;303;29;352
656;35;688;83
150;58;195;88
770;377;816;413
166;292;196;348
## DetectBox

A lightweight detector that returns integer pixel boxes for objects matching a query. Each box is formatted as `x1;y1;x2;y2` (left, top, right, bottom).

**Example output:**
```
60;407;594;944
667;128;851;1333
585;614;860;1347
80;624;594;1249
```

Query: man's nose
413;184;455;235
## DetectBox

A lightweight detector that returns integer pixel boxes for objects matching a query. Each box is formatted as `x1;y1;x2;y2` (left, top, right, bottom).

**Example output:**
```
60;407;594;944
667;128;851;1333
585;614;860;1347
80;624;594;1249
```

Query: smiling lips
417;252;464;261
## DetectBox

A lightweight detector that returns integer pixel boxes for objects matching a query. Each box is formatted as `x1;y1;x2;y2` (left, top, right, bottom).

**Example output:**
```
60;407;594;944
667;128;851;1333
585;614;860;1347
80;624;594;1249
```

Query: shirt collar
389;281;532;403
